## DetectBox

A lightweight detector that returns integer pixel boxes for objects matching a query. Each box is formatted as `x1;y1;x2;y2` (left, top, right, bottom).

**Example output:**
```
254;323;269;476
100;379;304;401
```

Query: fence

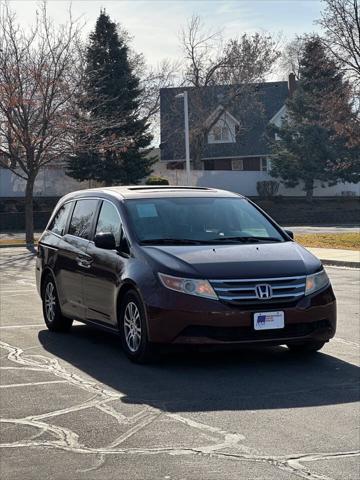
0;210;52;231
152;168;360;197
1;197;359;233
0;167;92;197
1;167;359;198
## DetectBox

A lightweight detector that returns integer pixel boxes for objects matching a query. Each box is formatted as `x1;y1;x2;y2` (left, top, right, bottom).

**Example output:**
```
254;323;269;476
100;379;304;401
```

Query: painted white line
1;290;35;293
0;324;44;329
1;290;34;298
0;380;67;388
0;367;44;371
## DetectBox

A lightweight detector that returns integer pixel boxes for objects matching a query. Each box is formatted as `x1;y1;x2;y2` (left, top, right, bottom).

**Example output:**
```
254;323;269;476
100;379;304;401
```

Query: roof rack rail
127;186;213;191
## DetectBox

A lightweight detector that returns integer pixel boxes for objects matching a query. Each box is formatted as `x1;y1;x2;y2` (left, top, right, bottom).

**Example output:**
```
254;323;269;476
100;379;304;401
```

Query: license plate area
254;311;284;330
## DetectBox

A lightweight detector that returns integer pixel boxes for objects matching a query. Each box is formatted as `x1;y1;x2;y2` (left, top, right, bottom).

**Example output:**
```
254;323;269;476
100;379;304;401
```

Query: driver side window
95;201;122;246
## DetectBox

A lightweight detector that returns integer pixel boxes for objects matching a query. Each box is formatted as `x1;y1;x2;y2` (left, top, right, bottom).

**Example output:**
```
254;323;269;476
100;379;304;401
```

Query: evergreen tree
269;36;359;201
67;11;155;185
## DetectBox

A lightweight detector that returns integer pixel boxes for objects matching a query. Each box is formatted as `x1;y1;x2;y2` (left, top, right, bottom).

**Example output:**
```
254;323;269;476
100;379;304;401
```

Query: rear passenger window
68;199;98;239
49;202;73;236
95;201;122;246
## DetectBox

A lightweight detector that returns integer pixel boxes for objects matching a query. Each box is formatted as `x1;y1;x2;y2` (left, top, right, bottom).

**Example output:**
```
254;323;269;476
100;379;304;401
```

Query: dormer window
211;124;231;142
207;109;239;144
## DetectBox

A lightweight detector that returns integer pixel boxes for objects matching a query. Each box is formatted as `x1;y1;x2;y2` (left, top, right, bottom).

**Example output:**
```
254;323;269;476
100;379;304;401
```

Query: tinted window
125;197;284;243
49;202;73;236
68;199;98;239
95;201;122;246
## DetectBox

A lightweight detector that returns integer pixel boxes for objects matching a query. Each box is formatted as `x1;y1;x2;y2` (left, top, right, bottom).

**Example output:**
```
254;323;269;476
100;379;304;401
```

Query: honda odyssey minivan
36;186;336;363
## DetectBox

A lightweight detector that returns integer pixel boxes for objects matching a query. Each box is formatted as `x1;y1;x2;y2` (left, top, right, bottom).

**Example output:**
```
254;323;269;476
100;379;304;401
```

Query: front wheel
42;274;73;332
287;341;326;354
119;290;157;364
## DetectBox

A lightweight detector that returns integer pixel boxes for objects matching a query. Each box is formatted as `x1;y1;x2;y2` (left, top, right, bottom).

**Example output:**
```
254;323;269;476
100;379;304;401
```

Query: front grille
180;320;331;342
210;275;306;306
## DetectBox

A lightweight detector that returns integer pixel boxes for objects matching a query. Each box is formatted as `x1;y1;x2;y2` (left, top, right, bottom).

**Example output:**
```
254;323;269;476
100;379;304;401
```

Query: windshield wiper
140;238;204;245
141;236;283;245
209;236;283;243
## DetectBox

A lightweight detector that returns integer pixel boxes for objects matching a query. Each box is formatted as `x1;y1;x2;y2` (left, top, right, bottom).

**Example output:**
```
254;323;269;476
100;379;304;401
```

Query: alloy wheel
45;281;56;323
123;301;142;353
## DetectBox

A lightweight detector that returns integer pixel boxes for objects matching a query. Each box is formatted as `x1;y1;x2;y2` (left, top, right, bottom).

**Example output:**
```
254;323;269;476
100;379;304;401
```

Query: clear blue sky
9;0;323;66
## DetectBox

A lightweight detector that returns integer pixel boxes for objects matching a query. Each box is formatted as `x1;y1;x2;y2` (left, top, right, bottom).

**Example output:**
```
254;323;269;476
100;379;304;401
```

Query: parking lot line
0;324;44;329
0;380;68;388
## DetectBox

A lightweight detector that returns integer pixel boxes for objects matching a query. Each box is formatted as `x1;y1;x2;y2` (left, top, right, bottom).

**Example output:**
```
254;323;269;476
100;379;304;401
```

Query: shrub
145;176;169;185
256;180;279;199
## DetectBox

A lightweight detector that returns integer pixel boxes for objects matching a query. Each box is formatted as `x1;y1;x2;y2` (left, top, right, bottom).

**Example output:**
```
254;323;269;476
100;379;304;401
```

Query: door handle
76;256;93;269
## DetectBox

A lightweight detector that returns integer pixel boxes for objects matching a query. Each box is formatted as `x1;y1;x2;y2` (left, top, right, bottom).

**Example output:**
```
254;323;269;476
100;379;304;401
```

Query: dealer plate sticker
254;311;284;330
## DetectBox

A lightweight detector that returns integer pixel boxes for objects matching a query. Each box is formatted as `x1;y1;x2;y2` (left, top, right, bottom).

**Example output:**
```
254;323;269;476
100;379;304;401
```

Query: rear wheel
287;341;325;354
119;290;157;364
42;274;73;332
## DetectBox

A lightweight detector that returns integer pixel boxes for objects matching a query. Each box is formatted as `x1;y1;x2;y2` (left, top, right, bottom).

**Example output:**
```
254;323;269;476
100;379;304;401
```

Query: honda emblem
255;284;273;300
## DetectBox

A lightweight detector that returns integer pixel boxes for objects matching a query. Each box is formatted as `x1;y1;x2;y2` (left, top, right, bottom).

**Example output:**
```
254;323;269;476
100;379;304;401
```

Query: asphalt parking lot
0;247;359;480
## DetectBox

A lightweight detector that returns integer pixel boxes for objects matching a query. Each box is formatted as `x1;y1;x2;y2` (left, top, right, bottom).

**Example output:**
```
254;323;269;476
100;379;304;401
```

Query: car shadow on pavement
38;324;360;412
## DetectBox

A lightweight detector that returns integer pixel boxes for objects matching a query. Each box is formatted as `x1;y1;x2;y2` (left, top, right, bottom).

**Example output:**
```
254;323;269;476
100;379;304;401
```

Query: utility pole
175;91;191;185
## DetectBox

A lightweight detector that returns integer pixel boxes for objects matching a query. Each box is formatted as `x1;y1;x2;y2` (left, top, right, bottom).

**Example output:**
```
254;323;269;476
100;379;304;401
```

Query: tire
119;290;157;364
287;341;325;354
42;274;73;332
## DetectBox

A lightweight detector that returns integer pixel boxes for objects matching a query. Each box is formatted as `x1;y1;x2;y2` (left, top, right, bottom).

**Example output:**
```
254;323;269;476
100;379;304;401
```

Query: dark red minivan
36;186;336;363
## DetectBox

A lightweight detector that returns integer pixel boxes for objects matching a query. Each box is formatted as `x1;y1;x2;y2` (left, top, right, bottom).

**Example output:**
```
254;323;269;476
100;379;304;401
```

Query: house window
208;111;238;144
203;159;232;170
232;159;244;171
212;125;230;142
261;158;272;172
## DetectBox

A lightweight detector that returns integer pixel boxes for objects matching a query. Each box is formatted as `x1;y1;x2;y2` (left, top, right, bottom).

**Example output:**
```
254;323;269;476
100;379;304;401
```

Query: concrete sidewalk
286;225;359;235
0;232;42;241
306;247;360;268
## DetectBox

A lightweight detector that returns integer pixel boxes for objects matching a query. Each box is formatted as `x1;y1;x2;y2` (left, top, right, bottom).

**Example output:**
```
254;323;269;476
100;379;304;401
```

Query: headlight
305;270;329;296
158;273;218;300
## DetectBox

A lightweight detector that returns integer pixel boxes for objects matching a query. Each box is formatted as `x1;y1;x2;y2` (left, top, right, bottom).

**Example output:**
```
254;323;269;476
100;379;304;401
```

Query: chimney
288;73;296;97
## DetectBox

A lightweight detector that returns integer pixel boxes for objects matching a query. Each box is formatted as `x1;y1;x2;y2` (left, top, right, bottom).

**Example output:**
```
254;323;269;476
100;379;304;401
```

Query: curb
0;244;27;248
0;244;37;249
321;259;360;269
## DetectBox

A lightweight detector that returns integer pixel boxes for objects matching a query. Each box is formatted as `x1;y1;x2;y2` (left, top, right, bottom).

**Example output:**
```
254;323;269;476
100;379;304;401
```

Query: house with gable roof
159;74;295;173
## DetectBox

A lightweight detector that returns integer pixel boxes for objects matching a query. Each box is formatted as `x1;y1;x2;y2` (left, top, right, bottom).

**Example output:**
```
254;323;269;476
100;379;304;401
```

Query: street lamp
175;91;191;186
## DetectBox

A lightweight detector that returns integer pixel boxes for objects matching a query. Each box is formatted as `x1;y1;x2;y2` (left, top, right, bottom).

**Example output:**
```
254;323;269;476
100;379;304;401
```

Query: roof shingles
160;82;289;161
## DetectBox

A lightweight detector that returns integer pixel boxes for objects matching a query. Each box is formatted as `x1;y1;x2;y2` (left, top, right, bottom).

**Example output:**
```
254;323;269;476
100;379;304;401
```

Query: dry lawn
295;233;360;250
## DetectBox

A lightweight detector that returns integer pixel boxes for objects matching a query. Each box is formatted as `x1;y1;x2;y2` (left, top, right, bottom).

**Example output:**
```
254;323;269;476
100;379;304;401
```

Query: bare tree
318;0;360;86
180;15;224;88
0;1;83;245
173;15;281;168
117;24;179;128
279;35;307;79
137;59;180;140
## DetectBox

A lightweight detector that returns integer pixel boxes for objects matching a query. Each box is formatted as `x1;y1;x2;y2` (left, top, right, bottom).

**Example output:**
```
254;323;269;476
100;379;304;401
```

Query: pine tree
67;11;155;185
269;36;359;201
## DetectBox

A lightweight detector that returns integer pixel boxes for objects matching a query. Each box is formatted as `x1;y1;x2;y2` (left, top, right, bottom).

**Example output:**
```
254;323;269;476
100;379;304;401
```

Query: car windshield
125;197;286;244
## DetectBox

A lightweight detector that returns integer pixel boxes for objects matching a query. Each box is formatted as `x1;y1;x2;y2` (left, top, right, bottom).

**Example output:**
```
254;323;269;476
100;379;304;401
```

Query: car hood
141;241;322;279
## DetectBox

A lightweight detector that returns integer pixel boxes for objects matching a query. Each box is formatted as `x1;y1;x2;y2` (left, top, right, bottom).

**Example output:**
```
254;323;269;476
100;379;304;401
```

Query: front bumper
145;285;336;345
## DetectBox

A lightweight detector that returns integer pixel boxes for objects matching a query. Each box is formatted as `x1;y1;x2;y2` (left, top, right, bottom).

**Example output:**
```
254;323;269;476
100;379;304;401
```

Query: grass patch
1;233;359;250
295;233;360;250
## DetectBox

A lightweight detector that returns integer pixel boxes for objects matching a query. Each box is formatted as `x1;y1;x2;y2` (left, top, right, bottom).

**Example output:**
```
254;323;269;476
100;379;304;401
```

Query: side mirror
284;229;294;239
94;232;116;250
